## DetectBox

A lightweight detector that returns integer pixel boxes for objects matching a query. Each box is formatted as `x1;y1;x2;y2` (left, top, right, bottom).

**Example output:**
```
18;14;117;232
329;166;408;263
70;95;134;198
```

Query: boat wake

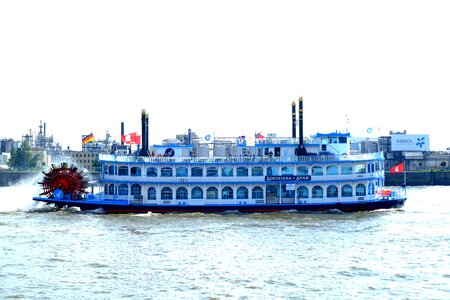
0;173;45;213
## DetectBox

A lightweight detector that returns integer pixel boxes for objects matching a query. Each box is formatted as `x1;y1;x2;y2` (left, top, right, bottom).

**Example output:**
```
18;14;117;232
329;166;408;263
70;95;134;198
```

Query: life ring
342;153;347;158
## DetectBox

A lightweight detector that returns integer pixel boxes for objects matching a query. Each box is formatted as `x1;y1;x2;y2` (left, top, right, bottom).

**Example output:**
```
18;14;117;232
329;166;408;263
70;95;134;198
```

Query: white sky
1;1;449;151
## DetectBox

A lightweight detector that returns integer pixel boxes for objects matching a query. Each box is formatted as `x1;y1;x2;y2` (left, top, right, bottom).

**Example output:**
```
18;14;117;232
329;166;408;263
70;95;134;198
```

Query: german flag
82;133;95;144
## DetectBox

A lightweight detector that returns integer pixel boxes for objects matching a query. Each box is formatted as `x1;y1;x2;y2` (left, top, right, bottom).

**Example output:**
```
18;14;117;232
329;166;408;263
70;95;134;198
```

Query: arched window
327;185;338;198
297;166;309;175
326;166;339;175
297;186;308;199
281;166;294;176
222;186;233;199
312;166;323;176
118;183;128;195
222;167;233;177
147;167;157;177
206;187;218;199
367;163;374;173
161;187;173;200
266;166;279;176
161;167;173;177
131;167;141;176
237;186;248;199
341;164;353;174
130;184;141;196
176;187;188;199
356;184;366;196
252;167;264;176
312;186;323;198
252;186;264;199
237;166;248;177
147;187;156;200
118;166;128;176
108;165;116;175
206;167;218;177
191;167;203;177
176;167;188;177
108;184;115;195
191;187;203;199
342;184;353;197
368;182;375;195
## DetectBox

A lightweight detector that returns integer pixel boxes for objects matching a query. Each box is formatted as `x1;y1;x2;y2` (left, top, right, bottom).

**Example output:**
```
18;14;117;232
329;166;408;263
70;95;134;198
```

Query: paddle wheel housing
39;163;88;199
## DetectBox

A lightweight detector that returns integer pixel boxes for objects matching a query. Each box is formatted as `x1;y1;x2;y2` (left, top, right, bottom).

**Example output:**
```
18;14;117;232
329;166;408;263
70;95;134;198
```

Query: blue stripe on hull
32;197;406;214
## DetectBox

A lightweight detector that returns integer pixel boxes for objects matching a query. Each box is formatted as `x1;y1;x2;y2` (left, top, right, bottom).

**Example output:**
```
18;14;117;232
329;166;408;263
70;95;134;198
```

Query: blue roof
313;132;351;138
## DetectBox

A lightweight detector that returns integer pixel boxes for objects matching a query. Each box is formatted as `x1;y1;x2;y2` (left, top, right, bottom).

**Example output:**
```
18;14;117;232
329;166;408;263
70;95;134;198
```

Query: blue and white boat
33;98;406;213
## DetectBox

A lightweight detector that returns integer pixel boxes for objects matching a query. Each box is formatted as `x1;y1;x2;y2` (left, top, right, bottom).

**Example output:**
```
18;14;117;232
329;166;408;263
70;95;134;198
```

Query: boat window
130;184;141;196
266;185;278;201
118;183;128;195
339;137;347;143
191;187;203;199
252;167;264;176
375;162;379;171
312;166;323;176
118;166;128;176
237;166;248;177
341;184;353;197
297;186;308;199
266;166;279;176
206;187;218;199
147;187;156;200
222;167;234;177
296;166;309;175
222;186;233;199
206;167;218;177
108;184;116;195
161;187;173;200
341;164;353;175
281;184;295;200
131;167;141;176
356;184;366;196
161;167;173;177
176;187;188;200
252;186;264;199
356;164;366;174
282;166;294;176
176;167;188;177
326;166;339;175
368;182;375;195
147;167;158;177
327;185;338;198
104;184;108;195
191;167;203;177
312;186;323;198
328;137;338;144
108;165;116;175
237;186;249;199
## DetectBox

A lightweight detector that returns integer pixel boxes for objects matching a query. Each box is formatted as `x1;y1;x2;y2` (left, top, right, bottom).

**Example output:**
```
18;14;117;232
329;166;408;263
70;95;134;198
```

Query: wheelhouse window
252;186;264;199
191;187;203;199
206;187;218;199
118;166;128;176
147;167;157;177
252;167;264;176
237;186;248;199
161;167;173;177
176;167;188;177
191;167;203;177
222;186;233;199
237;166;248;177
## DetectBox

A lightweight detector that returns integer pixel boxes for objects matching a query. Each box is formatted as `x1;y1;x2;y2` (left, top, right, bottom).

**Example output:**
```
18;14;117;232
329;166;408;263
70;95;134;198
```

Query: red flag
121;132;141;144
390;162;404;173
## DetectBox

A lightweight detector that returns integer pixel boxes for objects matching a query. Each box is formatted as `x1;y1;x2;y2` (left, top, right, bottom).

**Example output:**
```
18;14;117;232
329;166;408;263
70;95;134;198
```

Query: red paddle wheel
39;163;89;199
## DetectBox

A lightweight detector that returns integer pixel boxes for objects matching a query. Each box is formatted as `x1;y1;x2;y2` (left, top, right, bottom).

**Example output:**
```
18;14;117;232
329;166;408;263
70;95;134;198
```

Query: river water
0;179;449;299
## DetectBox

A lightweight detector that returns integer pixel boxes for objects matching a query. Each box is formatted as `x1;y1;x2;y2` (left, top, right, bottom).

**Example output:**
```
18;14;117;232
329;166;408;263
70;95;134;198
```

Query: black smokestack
291;101;296;138
139;109;150;156
296;96;307;156
121;122;124;145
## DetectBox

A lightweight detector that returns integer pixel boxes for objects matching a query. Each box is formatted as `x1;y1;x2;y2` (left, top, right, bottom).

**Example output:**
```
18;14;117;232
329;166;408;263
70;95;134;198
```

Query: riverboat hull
32;196;407;214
